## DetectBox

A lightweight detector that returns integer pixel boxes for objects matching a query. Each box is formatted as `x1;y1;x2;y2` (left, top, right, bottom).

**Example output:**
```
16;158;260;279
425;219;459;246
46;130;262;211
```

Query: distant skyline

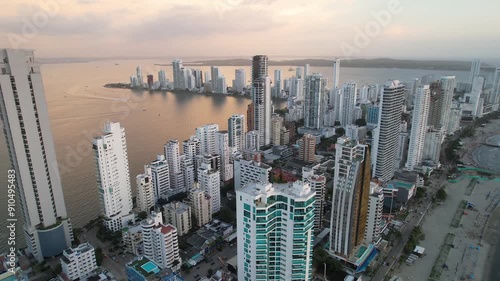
1;0;499;60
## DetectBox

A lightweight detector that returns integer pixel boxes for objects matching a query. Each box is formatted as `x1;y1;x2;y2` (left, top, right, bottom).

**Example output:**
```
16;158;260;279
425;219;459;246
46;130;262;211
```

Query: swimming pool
141;261;160;274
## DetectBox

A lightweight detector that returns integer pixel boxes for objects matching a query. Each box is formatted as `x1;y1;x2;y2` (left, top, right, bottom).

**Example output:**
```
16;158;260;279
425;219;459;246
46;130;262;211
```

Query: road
370;171;447;281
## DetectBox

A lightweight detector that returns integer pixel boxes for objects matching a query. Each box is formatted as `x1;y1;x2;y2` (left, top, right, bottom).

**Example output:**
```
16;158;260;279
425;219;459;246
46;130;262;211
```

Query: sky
0;0;499;60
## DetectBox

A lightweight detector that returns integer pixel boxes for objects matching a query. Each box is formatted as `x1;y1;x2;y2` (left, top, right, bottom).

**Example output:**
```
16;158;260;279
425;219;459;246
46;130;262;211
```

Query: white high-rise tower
339;82;357;127
304;73;327;129
164;140;185;192
405;86;430;171
93;122;134;232
0;49;73;262
228;114;246;152
372;80;405;182
196;123;219;155
252;55;272;147
469;59;481;84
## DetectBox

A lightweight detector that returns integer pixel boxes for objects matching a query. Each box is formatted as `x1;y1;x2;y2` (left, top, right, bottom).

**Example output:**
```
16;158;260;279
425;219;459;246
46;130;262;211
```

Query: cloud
123;4;283;41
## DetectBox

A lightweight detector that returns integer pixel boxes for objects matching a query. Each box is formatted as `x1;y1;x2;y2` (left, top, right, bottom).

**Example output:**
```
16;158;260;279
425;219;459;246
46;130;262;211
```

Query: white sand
393;178;498;281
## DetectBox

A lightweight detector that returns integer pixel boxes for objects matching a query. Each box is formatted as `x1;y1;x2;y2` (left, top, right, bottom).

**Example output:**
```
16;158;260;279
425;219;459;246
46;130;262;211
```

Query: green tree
138;211;148;220
355;118;367;126
436;187;447;201
336;127;345;136
95;247;104;266
207;268;214;277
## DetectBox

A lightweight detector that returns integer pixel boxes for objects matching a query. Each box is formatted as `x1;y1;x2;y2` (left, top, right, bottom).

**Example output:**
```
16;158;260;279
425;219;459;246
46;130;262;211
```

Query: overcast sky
1;0;499;60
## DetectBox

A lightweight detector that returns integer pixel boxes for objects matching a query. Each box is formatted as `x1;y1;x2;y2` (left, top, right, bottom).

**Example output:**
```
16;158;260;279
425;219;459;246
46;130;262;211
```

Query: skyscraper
270;113;283;145
172;59;183;90
372;80;405;182
303;167;326;231
245;130;260;150
427;81;444;128
158;69;167;88
332;58;340;90
405;86;430;171
490;67;500;104
247;102;255;132
236;182;315;281
0;49;73;261
234;68;246;93
182;136;201;181
136;66;143;86
330;137;371;257
304;73;327;129
304;63;310;76
198;163;221;214
273;69;282;97
216;131;233;182
298;134;316;163
189;183;212;227
228;114;246;152
146;155;170;202
211;66;220;92
93;122;134;232
469;59;481;84
196;123;219;155
339;82;357;127
440;76;456;134
164;140;184;192
136;174;154;212
251;55;272;147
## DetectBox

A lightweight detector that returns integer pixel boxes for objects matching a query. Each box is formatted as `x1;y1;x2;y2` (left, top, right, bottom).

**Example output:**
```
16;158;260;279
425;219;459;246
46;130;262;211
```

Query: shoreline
462;119;500;173
103;83;290;102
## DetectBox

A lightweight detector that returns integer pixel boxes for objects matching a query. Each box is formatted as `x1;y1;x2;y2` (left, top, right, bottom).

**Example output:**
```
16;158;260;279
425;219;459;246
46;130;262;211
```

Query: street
370;171;447;281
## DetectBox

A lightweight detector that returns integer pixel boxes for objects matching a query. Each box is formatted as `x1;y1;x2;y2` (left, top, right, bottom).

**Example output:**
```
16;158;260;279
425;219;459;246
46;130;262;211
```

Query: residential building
303;167;326;231
189;184;212;227
183;136;201;181
236;182;315;281
245;130;260;150
273;69;282;97
163;202;192;236
234;158;271;189
216;131;233;182
332;58;340;91
123;224;143;255
270;113;283;145
405;86;430;171
469;59;481;84
396;121;409;169
247;102;255;131
330;137;371;258
164;140;185;192
251;55;272;147
196;123;219;155
423;128;443;164
440;76;457;134
304;73;328;129
136;174;155;212
172;59;184;90
141;212;181;271
372;80;405;182
365;184;384;243
228;114;246;152
60;243;97;281
0;49;73;261
146;155;170;202
340;82;357;127
198;163;221;214
93;122;134;232
233;68;246;93
298;134;316;163
180;155;195;191
366;104;380;126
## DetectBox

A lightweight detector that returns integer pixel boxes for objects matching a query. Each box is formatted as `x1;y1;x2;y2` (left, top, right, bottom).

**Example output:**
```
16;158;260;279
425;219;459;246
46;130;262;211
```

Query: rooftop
239;181;314;200
386;180;415;190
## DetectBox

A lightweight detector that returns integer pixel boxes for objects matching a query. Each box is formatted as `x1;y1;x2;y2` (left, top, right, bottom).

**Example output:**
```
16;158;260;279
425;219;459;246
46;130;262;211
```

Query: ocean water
0;59;470;252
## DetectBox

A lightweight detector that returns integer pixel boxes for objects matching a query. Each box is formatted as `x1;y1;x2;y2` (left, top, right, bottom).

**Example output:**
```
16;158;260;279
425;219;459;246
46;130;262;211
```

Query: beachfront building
60;243;97;280
405;86;430;171
236;181;315;281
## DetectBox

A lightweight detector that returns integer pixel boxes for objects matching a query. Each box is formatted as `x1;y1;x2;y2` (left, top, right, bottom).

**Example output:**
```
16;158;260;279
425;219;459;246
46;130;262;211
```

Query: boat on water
288;67;294;71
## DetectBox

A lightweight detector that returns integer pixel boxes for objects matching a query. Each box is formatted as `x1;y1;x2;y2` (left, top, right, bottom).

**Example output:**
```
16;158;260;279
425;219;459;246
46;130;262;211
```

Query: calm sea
0;59;470;253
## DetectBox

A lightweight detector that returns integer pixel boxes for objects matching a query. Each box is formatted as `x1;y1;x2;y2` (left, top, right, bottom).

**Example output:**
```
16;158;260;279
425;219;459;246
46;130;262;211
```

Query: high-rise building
197;153;221;171
395;121;409;170
163;202;192;236
372;80;405;182
211;66;220;92
0;49;73;261
147;74;154;89
196;123;219;155
136;174;154;212
332;58;340;90
234;158;271;189
136;66;143;86
245;130;260;150
146;155;170;202
216;131;233;182
405;86;430;171
490;67;500;104
304;64;310;77
192;69;203;88
158;69;167;88
270;113;283;145
234;68;246;93
366;104;380;126
304;73;328;129
423;128;443;164
164;140;185;192
469;59;481;84
183;136;201;181
247;102;255;132
189;184;212;227
427;81;444;128
289;77;304;100
365;185;384;243
217;76;227;94
236;182;315;281
296;66;304;79
180;155;195;191
273;69;282;97
251;55;272;147
298;134;316;163
339;82;357;127
198;163;221;214
228;114;246;152
172;59;184;90
141;212;181;271
440;76;457;133
303;167;326;231
60;243;97;281
330;137;371;257
93;122;134;232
